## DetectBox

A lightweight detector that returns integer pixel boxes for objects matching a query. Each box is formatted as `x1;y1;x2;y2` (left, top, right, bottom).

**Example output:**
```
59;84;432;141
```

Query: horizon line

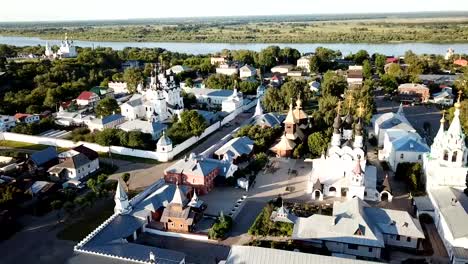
1;10;467;24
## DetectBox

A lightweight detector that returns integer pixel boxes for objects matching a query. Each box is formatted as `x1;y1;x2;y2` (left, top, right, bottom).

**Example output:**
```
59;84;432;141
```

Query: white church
307;102;380;202
120;65;184;122
422;93;468;264
44;33;77;59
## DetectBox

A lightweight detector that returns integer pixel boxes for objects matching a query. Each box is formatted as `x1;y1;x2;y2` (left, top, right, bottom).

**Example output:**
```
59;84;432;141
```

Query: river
1;35;467;56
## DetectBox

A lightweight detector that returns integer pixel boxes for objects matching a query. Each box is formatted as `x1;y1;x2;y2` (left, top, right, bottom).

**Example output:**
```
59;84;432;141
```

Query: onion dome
157;131;172;147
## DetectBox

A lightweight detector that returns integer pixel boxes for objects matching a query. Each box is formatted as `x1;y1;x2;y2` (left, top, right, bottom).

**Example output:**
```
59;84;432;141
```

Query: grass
98;152;160;165
57;199;114;242
0;140;68;152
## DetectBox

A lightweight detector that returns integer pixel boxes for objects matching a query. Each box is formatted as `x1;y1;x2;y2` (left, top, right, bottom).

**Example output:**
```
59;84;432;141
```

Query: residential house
398;83;430;103
48;153;97;181
380;130;430;171
87;114;125;131
347;65;364;87
216;63;239;76
297;55;313;73
117;119;167;140
271;64;294;74
0;115;16;131
239;64;257;79
454;58;468;67
432;88;454;106
76;91;100;107
14;113;40;124
164;153;237;195
108;82;129;95
214;136;254;163
223;245;379;264
49;145;99;181
27;147;58;172
210;56;227;65
170;65;192;74
90;86;114;99
292;198;425;259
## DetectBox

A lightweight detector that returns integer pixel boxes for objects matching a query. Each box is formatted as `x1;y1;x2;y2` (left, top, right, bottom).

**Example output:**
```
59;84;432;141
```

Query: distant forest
0;12;468;43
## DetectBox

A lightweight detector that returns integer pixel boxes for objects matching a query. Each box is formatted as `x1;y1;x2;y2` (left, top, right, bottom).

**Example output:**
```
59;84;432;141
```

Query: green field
1;16;468;43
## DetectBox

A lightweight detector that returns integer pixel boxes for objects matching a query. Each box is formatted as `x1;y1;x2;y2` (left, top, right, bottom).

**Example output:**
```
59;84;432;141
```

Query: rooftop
30;147;58;166
214;136;254;158
224;246;378;264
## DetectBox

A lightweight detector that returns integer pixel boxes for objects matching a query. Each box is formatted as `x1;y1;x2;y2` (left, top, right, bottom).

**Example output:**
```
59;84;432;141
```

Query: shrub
208;213;233;240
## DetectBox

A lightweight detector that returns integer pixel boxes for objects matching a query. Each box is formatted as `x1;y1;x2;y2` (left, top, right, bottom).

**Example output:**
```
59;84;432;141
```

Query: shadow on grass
56;198;114;242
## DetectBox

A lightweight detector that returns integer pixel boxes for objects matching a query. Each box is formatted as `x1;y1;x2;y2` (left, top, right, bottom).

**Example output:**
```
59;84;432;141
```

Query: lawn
0;140;49;151
57;198;115;242
0;140;69;152
98;152;160;165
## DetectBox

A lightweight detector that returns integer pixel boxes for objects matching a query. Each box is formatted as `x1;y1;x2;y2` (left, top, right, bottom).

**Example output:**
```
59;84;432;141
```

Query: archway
381;192;389;202
314;190;321;200
329;186;336;192
419;213;434;224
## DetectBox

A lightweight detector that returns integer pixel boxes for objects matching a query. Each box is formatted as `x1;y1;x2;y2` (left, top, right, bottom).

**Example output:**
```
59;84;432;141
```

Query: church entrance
381;192;389;202
314;190;321;200
341;188;348;197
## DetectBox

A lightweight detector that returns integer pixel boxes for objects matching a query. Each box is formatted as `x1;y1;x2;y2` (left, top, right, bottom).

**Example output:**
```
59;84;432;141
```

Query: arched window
444;150;449;161
452;151;458;162
329;187;336;192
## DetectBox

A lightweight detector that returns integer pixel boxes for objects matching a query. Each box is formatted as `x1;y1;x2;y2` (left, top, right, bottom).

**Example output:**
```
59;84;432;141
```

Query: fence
0;99;258;162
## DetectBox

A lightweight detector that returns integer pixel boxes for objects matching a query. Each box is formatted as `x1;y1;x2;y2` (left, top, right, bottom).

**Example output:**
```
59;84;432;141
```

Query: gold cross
348;93;354;109
358;102;365;117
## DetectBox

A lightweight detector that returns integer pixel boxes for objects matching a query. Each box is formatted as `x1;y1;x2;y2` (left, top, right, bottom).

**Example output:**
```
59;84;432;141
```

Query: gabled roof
214;136;254;158
392;135;430;152
52;153;91;169
73;145;99;160
252;113;285;128
92;114;124;126
30;147;58;166
77;91;98;100
429;187;468;239
164;153;220;178
225;246;378;264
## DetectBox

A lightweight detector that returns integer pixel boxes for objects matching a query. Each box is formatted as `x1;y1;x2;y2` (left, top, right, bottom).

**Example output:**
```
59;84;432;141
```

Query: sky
1;0;468;22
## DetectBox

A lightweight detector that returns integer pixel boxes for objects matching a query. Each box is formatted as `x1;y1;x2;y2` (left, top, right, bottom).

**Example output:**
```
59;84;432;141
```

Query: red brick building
397;83;430;103
164;153;220;195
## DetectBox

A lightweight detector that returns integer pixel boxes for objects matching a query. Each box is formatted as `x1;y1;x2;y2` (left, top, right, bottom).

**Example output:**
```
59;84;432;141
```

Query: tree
204;73;235;89
380;74;399;94
256;46;280;71
386;63;405;81
308;132;329;157
374;54;387;75
167;110;207;144
123;68;143;93
321;71;347;97
263;88;283;112
279;47;301;64
122;173;131;190
95;97;120;117
362;60;372;79
184;78;194;88
309;55;320;74
63;201;75;215
353;50;370;65
95;128;120;146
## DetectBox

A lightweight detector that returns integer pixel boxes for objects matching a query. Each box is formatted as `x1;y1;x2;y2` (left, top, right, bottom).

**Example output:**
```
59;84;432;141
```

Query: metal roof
429;187;468;239
214;136;254;158
225;246;378;264
30;147;57;166
392;135;430;152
